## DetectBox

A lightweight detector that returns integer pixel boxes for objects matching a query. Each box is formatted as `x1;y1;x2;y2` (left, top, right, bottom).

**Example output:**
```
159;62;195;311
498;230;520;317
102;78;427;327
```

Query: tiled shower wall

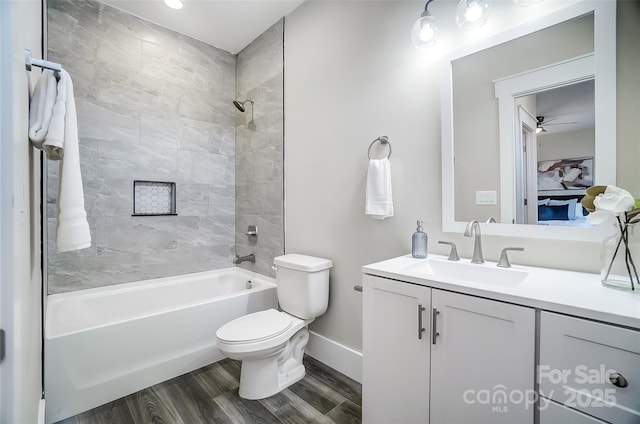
46;0;237;293
235;20;285;277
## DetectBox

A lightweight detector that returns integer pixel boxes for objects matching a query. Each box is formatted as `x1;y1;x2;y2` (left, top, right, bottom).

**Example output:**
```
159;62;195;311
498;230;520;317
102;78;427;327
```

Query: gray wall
234;20;284;277
538;128;596;162
47;0;237;293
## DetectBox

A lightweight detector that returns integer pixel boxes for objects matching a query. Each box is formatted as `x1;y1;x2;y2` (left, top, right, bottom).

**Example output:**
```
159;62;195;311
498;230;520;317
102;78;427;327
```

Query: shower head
233;99;254;113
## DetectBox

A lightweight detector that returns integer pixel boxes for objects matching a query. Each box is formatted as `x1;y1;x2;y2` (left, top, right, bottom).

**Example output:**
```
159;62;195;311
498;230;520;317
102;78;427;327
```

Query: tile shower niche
133;181;177;216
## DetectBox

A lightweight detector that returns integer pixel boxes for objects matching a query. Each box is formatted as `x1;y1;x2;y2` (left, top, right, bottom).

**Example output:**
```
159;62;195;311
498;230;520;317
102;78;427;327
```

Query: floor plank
213;390;282;424
54;355;362;424
326;400;362;424
287;374;347;415
303;356;362;406
125;386;183;424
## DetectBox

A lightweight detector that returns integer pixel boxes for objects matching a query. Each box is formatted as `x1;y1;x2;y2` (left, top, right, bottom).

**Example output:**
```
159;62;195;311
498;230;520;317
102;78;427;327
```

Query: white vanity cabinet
363;274;535;424
362;254;640;424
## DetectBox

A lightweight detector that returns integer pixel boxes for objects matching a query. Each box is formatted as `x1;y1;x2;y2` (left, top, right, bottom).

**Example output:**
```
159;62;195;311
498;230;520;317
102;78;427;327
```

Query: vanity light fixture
164;0;183;10
455;0;490;30
411;0;438;48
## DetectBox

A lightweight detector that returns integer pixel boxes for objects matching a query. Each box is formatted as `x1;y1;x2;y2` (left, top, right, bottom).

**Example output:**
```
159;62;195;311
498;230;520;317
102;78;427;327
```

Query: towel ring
367;136;392;159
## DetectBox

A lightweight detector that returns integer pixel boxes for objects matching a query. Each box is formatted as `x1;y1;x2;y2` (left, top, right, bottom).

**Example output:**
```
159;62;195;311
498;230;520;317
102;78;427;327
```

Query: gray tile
97;140;178;181
140;113;183;149
47;0;284;295
47;253;143;294
236;19;284;93
176;184;211;216
76;100;140;144
177;150;233;185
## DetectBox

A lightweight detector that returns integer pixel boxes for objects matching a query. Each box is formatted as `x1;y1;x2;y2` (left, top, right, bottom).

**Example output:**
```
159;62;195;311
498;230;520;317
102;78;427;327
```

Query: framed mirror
441;1;616;242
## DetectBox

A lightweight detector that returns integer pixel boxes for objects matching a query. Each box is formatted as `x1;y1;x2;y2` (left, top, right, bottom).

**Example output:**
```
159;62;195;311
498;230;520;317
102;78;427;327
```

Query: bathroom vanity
361;255;640;424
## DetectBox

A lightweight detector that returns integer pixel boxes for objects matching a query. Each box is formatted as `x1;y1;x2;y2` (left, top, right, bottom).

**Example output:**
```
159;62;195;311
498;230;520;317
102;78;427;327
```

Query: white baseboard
38;399;46;424
305;331;362;383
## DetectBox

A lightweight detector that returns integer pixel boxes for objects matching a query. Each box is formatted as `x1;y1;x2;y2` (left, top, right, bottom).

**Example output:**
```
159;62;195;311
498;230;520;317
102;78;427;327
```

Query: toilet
216;253;333;399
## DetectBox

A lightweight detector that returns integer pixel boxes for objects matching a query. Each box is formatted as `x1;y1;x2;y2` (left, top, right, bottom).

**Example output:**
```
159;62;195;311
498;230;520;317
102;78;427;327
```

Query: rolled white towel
28;69;58;150
365;158;394;220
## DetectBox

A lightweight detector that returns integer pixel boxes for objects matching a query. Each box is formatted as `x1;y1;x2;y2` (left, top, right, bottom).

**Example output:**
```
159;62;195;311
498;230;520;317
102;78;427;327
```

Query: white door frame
494;53;597;225
515;105;538;224
0;0;15;419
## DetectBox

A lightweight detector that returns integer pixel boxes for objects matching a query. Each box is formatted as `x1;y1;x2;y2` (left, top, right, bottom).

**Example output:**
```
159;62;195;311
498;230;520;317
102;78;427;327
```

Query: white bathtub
44;268;278;424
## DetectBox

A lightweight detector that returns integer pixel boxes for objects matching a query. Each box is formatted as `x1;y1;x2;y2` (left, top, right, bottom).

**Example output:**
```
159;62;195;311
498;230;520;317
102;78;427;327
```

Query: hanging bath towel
50;70;91;252
365;158;394;219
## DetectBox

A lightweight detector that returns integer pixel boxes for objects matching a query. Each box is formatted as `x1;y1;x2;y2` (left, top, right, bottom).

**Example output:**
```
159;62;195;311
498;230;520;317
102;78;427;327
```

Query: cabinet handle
417;304;426;340
609;372;628;388
432;307;440;345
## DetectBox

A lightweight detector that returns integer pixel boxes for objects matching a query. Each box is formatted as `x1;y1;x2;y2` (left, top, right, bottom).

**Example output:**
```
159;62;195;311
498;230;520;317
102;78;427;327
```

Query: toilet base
238;328;309;400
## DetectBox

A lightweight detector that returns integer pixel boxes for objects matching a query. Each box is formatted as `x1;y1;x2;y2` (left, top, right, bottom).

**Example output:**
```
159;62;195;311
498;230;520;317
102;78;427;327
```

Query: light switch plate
476;190;497;205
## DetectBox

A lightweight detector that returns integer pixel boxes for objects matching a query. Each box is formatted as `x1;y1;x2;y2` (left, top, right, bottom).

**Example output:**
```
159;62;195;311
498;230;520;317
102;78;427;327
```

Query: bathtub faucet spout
234;254;255;265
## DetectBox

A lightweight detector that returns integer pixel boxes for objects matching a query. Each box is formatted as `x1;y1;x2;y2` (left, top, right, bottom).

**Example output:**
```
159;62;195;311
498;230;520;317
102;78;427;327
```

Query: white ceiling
536;79;595;135
101;0;305;54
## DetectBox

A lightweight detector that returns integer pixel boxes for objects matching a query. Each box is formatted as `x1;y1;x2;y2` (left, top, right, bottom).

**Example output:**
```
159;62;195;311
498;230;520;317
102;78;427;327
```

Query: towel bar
367;136;392;159
25;49;62;72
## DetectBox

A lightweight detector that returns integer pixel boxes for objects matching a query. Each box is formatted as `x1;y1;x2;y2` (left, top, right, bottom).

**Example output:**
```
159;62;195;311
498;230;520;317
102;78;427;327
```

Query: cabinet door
430;289;535;424
363;275;431;424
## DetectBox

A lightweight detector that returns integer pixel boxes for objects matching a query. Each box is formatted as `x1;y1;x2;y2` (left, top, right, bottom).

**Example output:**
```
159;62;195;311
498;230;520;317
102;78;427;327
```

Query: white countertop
362;254;640;330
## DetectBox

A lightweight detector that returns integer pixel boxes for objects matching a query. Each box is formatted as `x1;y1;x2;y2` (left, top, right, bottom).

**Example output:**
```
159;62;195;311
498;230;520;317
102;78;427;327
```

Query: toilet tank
273;254;333;320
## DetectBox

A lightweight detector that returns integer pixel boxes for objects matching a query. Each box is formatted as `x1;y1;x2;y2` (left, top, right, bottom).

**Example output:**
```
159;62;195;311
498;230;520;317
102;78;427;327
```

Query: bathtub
44;268;278;424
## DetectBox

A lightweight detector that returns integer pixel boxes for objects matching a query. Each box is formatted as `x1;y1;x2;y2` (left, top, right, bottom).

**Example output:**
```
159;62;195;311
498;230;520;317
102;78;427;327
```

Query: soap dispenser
412;220;428;259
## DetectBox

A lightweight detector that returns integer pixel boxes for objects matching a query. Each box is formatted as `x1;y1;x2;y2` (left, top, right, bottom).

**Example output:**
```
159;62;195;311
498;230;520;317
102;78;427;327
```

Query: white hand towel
28;69;58;150
53;70;91;252
365;158;394;219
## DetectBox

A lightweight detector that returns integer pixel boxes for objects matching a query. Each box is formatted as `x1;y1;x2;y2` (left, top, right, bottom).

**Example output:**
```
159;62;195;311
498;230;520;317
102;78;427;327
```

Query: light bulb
465;2;483;22
164;0;183;10
411;13;438;48
419;25;435;42
455;0;489;30
513;0;542;6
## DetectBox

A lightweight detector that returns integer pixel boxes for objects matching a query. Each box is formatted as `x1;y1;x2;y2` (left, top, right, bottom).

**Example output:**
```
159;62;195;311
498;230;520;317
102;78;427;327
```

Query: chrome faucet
464;220;484;264
233;253;255;264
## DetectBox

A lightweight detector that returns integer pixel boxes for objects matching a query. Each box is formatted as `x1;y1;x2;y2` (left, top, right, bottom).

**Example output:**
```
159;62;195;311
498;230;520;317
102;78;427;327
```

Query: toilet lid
216;309;293;343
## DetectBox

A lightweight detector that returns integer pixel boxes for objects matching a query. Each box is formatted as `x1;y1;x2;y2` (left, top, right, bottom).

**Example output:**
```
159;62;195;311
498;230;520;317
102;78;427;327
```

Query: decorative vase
601;222;639;291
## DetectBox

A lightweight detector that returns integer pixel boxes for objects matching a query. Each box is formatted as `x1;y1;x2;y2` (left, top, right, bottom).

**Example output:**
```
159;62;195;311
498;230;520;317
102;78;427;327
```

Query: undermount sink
404;258;529;285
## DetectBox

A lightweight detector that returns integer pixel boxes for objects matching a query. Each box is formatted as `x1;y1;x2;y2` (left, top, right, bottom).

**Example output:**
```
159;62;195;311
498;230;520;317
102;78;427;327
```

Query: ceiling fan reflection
535;116;578;134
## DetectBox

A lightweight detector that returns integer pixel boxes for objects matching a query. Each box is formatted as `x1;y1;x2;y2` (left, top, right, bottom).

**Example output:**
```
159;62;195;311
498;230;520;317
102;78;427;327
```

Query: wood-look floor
56;355;361;424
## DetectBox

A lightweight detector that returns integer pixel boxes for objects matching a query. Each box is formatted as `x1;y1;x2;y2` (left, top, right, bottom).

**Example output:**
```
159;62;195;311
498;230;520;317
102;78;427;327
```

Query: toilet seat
216;309;306;354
